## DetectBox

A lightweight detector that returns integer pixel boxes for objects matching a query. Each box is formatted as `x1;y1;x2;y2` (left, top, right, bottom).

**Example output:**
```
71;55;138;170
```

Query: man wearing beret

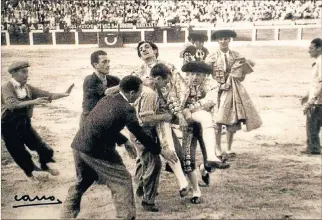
1;61;73;180
205;30;262;160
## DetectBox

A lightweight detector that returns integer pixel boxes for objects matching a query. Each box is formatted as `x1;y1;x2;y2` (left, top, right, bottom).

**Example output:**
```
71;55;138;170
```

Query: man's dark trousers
61;149;136;219
306;104;322;154
1;116;54;176
132;127;161;205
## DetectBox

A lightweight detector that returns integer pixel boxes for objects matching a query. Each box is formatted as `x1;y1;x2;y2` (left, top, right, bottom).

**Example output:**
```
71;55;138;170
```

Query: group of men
1;28;321;220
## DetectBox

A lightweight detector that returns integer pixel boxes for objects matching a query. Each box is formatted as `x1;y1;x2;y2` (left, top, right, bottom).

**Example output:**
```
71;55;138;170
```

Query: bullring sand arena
1;42;321;219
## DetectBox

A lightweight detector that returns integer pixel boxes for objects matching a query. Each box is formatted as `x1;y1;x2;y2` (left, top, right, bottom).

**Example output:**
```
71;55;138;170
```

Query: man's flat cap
212;30;237;40
188;32;208;42
181;61;213;74
183;46;197;56
8;61;30;73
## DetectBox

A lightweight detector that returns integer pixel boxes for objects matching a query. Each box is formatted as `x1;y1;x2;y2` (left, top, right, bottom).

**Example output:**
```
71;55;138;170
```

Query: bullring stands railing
1;22;321;46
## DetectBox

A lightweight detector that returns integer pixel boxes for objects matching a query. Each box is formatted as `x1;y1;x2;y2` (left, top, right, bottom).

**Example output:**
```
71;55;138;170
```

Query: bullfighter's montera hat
181;61;213;74
211;30;237;40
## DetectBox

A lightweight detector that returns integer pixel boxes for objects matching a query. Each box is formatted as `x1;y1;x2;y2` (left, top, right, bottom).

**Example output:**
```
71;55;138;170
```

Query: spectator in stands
1;0;321;30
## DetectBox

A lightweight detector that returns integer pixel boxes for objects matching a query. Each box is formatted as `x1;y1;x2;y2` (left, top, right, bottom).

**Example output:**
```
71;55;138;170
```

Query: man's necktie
102;76;107;87
224;54;229;73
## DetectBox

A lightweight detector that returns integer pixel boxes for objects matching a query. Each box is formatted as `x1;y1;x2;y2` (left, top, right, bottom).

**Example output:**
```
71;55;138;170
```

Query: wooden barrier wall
1;25;321;46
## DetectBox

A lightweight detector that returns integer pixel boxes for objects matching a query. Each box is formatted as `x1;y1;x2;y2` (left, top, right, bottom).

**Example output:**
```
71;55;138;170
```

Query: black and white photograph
1;0;321;219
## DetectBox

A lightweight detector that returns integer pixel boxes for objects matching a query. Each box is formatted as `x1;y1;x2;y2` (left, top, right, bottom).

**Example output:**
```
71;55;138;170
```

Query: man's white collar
219;49;230;55
10;78;23;88
145;58;158;67
119;91;129;102
94;71;106;81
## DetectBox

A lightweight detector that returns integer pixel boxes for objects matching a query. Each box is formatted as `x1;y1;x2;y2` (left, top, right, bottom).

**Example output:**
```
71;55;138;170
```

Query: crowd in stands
1;0;321;33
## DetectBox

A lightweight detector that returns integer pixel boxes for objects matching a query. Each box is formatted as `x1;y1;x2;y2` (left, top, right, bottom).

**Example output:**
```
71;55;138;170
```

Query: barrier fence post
163;30;167;44
141;30;145;41
252;27;257;41
75;31;79;45
1;24;320;46
297;27;302;40
52;31;56;45
185;29;189;43
5;31;10;45
29;32;33;45
274;28;279;41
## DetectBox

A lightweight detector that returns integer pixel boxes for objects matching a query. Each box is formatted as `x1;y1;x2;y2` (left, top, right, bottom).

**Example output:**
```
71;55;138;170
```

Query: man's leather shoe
190;196;201;204
201;173;210;186
141;201;159;212
40;163;49;171
48;158;56;163
311;151;321;155
301;150;321;155
205;160;230;172
218;154;228;163
179;188;188;198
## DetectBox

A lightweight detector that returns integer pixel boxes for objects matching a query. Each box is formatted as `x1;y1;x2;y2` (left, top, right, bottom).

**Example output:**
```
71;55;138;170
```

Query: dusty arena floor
1;45;321;219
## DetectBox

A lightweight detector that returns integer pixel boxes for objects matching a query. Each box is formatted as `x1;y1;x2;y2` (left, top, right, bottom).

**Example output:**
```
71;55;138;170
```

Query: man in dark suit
60;75;162;220
80;50;121;127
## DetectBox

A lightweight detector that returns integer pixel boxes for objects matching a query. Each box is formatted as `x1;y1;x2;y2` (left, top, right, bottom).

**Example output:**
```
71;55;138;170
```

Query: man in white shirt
301;38;322;155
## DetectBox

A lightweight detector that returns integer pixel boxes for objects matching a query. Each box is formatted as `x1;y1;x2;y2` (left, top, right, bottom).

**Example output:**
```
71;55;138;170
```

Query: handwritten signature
13;195;62;208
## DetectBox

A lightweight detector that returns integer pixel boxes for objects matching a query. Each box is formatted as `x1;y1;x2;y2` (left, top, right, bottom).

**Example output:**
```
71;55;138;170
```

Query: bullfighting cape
206;50;262;131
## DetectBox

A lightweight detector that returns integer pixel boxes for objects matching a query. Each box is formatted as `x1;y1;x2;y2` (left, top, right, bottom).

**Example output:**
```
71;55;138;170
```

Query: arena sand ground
1;44;321;219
